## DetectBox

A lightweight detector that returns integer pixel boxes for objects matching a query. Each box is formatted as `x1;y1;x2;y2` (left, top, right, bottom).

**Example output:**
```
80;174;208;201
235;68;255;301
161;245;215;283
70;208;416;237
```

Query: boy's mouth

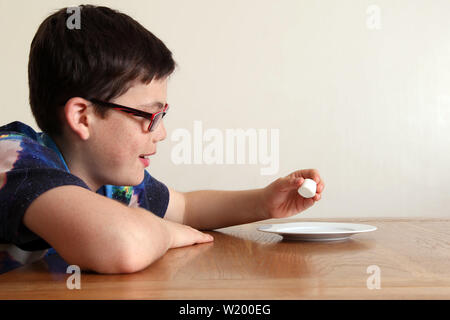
139;152;156;159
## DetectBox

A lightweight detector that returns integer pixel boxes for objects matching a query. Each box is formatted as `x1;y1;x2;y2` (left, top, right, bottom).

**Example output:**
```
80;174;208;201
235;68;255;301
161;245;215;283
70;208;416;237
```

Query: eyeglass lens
149;107;168;132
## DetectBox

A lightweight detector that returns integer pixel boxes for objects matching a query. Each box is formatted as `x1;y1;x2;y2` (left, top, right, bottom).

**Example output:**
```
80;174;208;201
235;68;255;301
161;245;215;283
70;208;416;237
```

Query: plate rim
257;221;377;235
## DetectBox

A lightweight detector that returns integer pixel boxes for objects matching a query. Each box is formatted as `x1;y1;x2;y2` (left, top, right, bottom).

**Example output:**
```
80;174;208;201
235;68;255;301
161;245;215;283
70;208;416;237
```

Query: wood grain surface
0;218;449;299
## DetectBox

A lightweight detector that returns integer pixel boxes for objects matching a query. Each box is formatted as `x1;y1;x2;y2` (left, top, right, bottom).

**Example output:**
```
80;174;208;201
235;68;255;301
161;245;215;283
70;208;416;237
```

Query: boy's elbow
111;248;152;274
73;240;160;274
62;228;167;274
90;255;144;275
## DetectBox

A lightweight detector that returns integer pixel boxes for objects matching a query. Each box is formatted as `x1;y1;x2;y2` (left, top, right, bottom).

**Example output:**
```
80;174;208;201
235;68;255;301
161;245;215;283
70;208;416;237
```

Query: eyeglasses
90;98;169;132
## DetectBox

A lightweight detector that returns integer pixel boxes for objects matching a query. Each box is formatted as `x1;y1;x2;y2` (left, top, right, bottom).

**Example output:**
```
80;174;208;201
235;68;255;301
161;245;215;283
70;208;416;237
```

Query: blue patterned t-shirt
0;121;170;274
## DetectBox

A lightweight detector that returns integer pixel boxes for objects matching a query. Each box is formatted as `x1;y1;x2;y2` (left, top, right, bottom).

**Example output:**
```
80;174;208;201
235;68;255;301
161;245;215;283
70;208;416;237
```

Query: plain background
1;0;449;218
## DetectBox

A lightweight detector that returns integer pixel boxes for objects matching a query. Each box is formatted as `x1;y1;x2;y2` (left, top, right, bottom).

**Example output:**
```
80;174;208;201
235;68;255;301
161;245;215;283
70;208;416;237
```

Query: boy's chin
125;172;146;186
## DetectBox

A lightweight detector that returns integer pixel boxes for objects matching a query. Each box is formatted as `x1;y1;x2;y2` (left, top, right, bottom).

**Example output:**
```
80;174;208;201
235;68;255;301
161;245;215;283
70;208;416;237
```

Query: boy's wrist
159;218;174;249
257;187;272;221
129;206;172;252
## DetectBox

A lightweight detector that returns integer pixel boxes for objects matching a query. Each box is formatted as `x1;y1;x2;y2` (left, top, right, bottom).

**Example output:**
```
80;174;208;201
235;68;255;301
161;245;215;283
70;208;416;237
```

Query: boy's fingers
204;233;213;239
315;181;324;193
201;232;214;241
280;176;304;191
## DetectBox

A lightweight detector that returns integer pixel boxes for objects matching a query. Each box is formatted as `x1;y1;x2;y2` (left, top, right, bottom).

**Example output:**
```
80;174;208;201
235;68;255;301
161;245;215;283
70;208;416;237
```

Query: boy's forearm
183;189;268;230
23;185;172;274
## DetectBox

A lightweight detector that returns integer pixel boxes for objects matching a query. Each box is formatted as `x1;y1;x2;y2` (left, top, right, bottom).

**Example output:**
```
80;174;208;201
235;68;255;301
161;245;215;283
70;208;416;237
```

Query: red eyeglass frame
90;98;169;132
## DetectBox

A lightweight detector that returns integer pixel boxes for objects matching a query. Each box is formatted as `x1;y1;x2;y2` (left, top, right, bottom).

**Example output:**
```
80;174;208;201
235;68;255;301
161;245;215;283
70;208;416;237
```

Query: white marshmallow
298;178;317;198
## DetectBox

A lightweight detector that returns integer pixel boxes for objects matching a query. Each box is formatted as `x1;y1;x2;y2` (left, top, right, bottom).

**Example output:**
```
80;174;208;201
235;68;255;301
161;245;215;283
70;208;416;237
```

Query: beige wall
1;0;449;218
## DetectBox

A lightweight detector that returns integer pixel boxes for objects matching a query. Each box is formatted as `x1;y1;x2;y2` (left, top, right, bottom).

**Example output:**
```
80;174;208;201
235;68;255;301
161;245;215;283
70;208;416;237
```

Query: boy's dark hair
28;4;177;138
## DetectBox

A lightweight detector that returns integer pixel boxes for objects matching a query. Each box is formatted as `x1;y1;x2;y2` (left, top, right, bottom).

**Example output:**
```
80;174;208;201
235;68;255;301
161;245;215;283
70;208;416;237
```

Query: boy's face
83;77;168;189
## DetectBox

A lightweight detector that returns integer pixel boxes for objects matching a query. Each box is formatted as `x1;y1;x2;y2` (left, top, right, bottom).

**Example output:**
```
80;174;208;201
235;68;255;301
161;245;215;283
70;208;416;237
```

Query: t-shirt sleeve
0;134;90;251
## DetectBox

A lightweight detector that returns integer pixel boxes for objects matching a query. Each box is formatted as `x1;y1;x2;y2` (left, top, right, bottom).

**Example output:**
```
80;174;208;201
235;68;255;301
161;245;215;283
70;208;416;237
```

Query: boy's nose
152;120;167;143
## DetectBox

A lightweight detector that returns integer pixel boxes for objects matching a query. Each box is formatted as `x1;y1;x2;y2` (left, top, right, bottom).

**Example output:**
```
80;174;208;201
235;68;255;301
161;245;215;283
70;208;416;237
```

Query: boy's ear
63;97;94;141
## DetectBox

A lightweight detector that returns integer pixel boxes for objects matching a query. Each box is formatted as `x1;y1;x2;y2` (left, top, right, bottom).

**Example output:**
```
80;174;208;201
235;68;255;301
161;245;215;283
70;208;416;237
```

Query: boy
0;5;324;274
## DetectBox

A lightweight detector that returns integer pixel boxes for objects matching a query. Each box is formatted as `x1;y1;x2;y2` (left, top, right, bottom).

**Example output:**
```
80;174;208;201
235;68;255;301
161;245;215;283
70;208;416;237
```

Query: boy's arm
163;187;187;224
180;170;325;230
23;185;211;274
164;187;267;230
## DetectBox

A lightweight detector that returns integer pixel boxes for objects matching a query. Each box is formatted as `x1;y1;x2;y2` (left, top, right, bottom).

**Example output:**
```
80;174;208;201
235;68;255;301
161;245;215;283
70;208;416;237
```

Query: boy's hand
260;169;325;219
162;219;214;249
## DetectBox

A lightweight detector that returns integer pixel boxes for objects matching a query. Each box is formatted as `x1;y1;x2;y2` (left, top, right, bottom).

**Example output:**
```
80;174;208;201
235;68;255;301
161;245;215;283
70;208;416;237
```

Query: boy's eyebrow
137;101;165;111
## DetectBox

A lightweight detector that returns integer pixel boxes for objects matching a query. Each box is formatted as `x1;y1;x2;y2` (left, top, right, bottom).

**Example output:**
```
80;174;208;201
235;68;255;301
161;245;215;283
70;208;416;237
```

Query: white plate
257;222;377;241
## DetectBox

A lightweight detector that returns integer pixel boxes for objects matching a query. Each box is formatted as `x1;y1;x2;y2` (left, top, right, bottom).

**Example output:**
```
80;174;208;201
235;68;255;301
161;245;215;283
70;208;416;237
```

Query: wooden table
0;218;449;299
